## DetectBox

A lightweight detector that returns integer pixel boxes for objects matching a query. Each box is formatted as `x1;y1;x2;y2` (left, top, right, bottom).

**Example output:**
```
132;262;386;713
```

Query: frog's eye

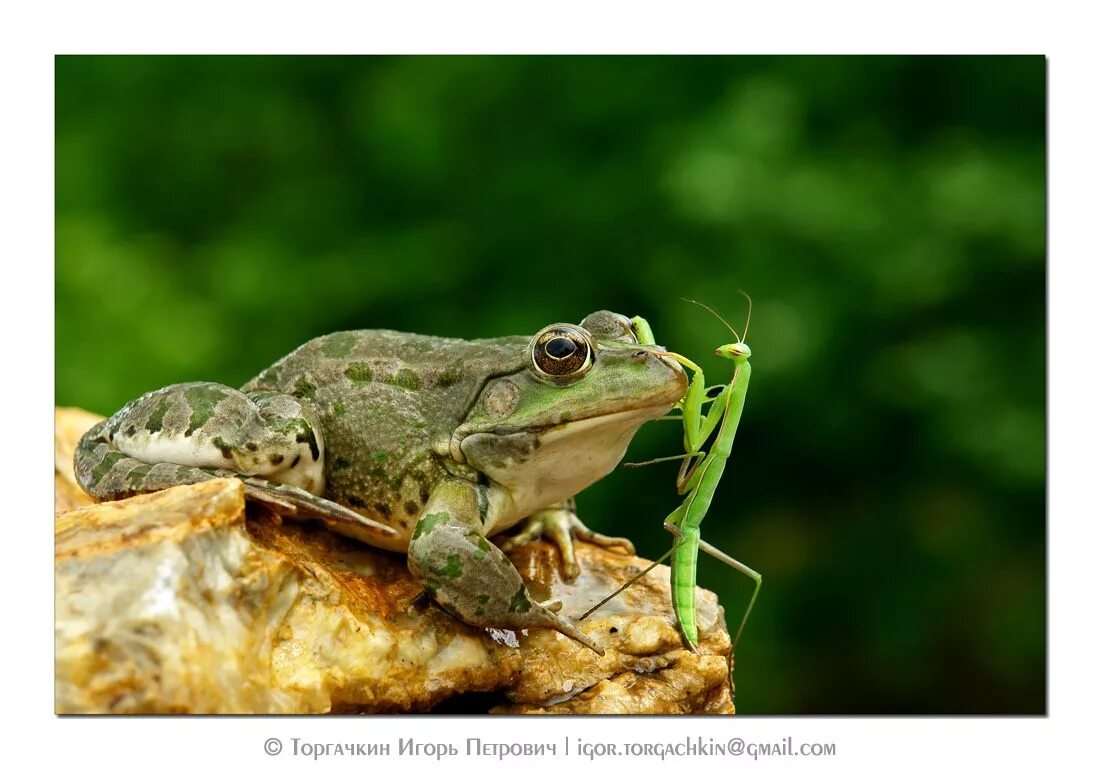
530;325;594;381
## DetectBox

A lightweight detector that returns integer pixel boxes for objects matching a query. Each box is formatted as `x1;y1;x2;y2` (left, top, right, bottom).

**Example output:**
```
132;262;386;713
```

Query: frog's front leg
408;478;604;655
496;499;635;581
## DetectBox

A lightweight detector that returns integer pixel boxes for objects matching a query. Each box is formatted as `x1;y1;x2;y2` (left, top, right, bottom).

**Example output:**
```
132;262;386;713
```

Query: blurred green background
55;56;1045;714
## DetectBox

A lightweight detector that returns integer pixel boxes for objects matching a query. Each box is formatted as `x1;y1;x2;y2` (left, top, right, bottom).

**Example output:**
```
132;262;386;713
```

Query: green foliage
56;56;1045;713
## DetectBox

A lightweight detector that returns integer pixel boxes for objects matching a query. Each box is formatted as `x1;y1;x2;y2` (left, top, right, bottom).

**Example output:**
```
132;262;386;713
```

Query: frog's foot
242;479;400;542
409;480;605;655
529;599;604;654
497;501;635;582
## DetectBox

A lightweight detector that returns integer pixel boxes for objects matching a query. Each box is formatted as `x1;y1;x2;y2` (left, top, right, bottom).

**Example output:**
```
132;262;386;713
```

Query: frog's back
241;330;525;545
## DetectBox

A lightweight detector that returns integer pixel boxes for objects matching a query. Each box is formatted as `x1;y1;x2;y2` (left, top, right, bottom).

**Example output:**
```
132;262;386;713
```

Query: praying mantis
582;296;762;653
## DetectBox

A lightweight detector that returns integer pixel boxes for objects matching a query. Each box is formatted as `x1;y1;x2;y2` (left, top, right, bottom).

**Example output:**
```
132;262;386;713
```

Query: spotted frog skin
75;311;686;653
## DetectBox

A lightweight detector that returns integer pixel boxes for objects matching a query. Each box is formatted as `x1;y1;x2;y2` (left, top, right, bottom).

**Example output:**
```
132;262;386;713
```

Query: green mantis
582;297;762;653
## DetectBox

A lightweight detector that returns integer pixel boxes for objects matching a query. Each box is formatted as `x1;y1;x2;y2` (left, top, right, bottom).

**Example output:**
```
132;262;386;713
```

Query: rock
54;407;734;714
54;406;100;512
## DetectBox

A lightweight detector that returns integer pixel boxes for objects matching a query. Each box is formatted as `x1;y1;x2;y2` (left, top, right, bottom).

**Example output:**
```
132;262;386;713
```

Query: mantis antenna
681;297;742;343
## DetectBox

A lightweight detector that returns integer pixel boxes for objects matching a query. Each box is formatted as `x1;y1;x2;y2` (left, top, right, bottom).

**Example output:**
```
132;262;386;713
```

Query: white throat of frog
456;404;672;522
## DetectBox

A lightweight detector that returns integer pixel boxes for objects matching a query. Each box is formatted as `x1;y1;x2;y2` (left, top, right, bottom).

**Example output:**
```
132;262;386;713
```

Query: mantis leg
630;316;657;345
623;451;705;468
577;500;690;621
579;503;760;651
676;385;731;493
665;521;761;651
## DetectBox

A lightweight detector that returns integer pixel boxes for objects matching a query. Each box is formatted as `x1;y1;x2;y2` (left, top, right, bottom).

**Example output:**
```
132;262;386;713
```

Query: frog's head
452;311;688;516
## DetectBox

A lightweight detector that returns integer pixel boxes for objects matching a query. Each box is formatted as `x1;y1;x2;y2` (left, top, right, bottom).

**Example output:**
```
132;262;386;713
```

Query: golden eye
530;325;594;380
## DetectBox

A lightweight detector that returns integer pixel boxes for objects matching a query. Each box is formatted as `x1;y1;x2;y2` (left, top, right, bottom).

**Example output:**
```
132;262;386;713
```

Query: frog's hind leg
73;385;398;542
408;479;604;655
75;418;238;502
496;498;635;581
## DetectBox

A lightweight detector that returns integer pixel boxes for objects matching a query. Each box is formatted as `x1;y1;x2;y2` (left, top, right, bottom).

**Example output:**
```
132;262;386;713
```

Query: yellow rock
54;406;100;512
54;407;734;714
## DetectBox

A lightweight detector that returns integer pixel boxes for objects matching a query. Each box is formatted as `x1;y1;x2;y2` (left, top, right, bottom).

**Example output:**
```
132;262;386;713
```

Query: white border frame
4;2;1095;767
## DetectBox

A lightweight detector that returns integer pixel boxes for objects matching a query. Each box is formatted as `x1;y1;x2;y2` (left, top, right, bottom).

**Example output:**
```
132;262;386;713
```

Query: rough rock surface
54;407;734;714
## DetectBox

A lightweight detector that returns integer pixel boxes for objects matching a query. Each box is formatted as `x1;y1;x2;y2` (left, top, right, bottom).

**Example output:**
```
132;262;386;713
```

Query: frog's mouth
447;398;679;465
485;401;674;437
448;351;686;462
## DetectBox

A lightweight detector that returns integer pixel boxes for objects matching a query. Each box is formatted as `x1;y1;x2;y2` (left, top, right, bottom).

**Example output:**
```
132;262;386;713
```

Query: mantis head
682;292;753;364
716;341;751;361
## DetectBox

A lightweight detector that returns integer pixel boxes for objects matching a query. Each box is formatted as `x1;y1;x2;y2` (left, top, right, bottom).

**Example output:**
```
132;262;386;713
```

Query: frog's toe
241;484;298;518
243;479;400;542
534;603;604;656
569;512;635;555
496;516;545;552
540;512;582;580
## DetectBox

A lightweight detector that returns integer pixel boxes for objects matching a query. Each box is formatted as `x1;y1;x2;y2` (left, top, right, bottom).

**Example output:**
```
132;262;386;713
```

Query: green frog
75;311;687;654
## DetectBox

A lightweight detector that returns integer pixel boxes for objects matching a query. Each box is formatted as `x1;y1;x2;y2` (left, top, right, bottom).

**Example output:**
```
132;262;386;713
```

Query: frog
74;310;687;654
